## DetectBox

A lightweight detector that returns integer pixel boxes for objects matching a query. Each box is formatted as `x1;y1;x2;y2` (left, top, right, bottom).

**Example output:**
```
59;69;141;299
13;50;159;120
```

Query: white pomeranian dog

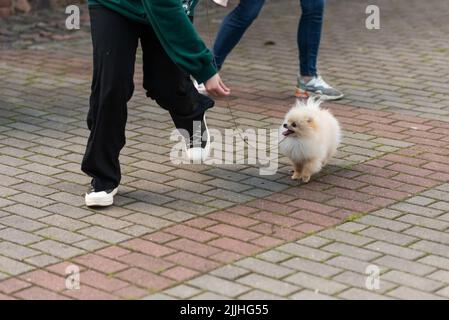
279;98;341;182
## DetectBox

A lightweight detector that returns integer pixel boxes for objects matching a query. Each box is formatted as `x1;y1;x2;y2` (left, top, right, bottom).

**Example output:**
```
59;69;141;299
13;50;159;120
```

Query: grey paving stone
428;270;449;284
404;226;449;245
257;250;292;263
36;227;86;244
7;195;55;209
143;293;176;300
398;214;449;230
239;290;286;300
79;226;131;244
211;265;251;280
0;255;34;275
360;227;417;246
332;271;397;294
237;274;299;296
322;242;382;261
0;227;43;245
277;243;336;261
0;241;40;260
387;286;445;300
38;214;90;231
338;288;394;300
374;255;436;276
336;222;368;233
164;285;202;299
81;214;133;230
410;240;449;259
326;256;374;274
189;275;250;298
285;272;347;295
390;203;443;218
357;215;411;232
235;257;294;279
0;215;46;232
366;241;425;260
370;208;404;219
122;213;173;229
418;255;449;271
31;240;85;259
190;292;231;300
296;236;332;248
382;270;444;292
24;254;61;267
317;229;374;246
436;286;449;298
290;289;338;300
43;203;92;219
281;257;342;278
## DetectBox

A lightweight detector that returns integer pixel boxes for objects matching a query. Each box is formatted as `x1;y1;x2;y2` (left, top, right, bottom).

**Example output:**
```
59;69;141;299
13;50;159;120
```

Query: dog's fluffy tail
295;97;323;109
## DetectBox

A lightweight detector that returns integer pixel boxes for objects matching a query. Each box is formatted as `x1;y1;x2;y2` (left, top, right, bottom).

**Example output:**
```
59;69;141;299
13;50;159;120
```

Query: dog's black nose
283;123;288;128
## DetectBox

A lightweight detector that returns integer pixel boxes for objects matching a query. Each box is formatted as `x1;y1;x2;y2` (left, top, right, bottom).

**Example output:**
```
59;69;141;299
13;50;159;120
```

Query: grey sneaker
295;75;344;101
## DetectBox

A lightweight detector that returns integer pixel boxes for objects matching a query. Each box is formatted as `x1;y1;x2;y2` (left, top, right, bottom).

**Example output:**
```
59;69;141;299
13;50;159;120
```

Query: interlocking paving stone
1;0;449;300
387;287;444;300
0;228;43;245
79;226;131;244
237;274;299;297
188;275;250;297
234;258;294;279
0;242;40;260
31;240;85;259
382;270;444;292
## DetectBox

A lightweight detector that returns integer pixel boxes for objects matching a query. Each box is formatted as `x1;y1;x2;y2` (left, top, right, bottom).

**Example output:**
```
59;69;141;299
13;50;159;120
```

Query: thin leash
203;0;285;153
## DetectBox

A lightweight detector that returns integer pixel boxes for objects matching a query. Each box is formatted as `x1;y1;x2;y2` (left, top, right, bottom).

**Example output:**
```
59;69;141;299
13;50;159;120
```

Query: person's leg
140;23;215;159
82;5;139;192
296;0;343;100
213;0;266;70
298;0;325;78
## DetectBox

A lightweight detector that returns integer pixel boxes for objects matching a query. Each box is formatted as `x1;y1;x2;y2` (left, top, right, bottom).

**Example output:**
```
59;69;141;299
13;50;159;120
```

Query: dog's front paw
291;171;302;180
301;174;311;183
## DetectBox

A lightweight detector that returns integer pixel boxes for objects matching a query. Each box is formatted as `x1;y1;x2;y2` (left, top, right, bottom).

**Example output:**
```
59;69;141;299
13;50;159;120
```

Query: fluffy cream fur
279;98;341;182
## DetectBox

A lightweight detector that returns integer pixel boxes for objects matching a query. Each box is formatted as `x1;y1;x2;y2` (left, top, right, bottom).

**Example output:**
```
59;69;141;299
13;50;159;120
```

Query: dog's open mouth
282;129;295;136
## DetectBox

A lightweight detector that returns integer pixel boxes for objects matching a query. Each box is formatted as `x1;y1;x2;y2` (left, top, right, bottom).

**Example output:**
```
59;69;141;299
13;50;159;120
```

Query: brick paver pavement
1;0;449;299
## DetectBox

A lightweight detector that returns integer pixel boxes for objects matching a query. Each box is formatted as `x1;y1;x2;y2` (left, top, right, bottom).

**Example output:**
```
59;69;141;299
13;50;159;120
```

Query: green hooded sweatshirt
88;0;216;84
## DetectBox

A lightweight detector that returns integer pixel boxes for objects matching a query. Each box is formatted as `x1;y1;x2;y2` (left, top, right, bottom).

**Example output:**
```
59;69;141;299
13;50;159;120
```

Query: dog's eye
291;122;297;127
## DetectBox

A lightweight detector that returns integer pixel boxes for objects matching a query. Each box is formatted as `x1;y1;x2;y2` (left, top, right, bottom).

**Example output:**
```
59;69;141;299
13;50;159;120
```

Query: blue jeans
213;0;325;77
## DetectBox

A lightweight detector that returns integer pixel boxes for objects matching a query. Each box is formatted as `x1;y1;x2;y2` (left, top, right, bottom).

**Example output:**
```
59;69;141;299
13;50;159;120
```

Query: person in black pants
82;4;230;207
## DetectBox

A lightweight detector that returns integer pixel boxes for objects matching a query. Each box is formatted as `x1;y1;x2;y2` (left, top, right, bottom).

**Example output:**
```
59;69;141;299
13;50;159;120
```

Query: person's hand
204;73;230;97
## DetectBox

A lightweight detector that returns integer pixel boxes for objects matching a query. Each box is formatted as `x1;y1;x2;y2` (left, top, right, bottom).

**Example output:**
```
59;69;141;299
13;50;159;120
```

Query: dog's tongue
282;129;294;136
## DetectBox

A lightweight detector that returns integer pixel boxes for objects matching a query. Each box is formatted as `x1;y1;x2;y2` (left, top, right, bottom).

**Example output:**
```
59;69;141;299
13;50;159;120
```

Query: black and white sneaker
85;187;118;207
186;113;210;163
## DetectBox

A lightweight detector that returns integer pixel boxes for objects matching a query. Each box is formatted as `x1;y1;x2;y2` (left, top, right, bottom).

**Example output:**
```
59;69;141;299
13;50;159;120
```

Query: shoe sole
295;87;344;101
85;188;118;207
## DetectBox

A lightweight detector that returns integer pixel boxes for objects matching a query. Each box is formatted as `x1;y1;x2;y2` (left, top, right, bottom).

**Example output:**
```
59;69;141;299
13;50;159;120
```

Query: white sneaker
186;113;210;163
85;187;118;207
212;0;228;7
193;80;208;96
